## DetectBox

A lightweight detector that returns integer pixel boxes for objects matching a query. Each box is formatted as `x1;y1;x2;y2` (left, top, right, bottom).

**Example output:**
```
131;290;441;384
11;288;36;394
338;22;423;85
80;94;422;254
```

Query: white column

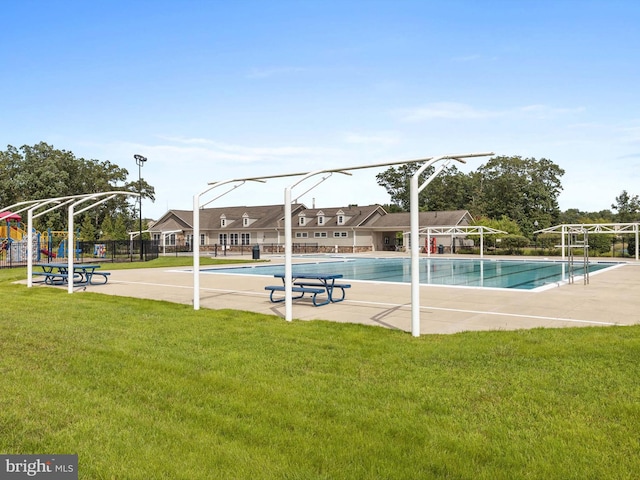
67;205;75;294
193;193;201;310
284;187;293;321
27;209;34;287
409;171;421;337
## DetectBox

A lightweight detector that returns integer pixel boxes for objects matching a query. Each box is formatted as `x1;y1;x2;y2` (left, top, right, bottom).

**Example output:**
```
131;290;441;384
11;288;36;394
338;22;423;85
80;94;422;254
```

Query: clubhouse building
149;204;474;254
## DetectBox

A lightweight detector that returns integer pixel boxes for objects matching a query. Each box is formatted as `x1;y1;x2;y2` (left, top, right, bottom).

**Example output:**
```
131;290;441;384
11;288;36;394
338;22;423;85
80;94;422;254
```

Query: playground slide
41;248;57;258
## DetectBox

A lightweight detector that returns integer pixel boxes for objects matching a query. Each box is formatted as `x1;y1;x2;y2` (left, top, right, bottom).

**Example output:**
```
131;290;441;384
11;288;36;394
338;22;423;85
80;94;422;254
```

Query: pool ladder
567;229;589;285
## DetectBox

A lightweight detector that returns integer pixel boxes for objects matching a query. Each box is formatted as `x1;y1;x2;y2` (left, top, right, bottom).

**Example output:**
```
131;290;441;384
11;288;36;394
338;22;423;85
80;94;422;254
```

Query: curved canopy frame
0;192;140;289
193;151;495;338
404;225;508;258
535;223;640;260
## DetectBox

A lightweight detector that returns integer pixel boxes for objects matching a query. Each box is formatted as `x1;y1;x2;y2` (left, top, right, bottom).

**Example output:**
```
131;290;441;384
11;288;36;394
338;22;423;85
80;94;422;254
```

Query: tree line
0;142;155;240
2;143;639;249
377;155;640;254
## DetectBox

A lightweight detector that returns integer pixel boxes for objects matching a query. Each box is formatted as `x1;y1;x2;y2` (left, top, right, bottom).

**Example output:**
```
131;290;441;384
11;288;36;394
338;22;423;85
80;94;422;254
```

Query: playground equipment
55;238;81;260
0;225;81;263
0;224;26;241
38;229;81;261
1;211;26;241
0;212;29;262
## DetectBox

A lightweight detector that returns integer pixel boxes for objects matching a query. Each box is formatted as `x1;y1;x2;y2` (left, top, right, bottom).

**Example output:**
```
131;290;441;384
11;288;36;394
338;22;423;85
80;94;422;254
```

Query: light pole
134;154;147;260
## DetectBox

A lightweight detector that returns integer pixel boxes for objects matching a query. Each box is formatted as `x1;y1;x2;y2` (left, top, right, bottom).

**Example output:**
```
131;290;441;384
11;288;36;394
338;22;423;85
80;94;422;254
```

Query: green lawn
1;263;639;479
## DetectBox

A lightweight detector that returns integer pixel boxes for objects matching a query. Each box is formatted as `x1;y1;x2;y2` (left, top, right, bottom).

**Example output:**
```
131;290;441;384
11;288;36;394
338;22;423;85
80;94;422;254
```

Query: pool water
202;257;617;290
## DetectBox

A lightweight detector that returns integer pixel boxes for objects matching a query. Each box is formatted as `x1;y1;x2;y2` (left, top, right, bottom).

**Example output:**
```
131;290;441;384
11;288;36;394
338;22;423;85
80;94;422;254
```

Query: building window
314;232;327;238
337;215;344;225
299;216;306;226
243;216;249;227
186;234;193;247
152;233;160;245
200;233;206;246
219;233;227;245
165;234;176;246
241;233;251;245
295;232;308;238
333;231;348;238
221;217;227;228
229;233;239;246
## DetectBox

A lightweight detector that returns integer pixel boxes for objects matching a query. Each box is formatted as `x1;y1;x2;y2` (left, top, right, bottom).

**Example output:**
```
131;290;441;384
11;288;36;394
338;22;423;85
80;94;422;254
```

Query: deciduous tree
0;142;155;232
611;190;640;223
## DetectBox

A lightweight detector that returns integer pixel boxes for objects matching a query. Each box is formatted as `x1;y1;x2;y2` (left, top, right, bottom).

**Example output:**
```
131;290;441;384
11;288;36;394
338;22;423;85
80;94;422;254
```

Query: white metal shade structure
1;196;85;285
193;177;282;310
535;223;640;261
281;153;495;326
1;199;59;280
28;197;79;286
282;170;351;321
66;192;139;293
192;170;363;309
1;199;57;222
192;164;419;311
412;225;509;258
140;229;180;255
192;151;494;337
128;229;150;257
409;153;494;336
405;225;508;259
2;192;139;289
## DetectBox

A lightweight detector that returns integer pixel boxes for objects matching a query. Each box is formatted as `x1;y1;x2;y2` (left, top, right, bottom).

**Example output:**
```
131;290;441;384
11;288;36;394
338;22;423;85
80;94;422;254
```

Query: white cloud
618;125;640;144
343;131;401;146
396;102;503;122
396;102;586;123
519;104;586;118
140;137;343;164
617;152;640;159
85;137;369;219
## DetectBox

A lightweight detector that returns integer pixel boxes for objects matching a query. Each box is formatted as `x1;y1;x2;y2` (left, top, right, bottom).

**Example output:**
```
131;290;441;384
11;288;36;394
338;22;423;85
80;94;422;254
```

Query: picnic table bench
33;263;111;286
265;273;351;306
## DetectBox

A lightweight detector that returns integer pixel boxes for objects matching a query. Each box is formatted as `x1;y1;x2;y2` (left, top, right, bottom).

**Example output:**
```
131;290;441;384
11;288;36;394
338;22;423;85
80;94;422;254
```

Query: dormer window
220;214;227;228
317;210;325;225
337;211;345;225
243;213;249;227
299;213;306;226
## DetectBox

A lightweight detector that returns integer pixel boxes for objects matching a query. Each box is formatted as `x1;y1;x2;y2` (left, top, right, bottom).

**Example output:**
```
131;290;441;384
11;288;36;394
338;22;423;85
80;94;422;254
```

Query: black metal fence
204;242;321;256
156;242;321;256
0;240;158;269
0;240;327;269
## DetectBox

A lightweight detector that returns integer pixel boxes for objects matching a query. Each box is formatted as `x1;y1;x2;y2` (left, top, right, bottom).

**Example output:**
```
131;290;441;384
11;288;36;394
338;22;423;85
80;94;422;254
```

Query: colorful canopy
0;211;21;221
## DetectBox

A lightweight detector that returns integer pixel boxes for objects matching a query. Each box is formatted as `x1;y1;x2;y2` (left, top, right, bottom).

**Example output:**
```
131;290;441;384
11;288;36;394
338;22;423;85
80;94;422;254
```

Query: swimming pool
202;257;617;290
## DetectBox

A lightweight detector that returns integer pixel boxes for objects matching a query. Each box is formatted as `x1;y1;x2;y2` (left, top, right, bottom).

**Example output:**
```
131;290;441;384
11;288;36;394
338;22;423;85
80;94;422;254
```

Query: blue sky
2;0;639;219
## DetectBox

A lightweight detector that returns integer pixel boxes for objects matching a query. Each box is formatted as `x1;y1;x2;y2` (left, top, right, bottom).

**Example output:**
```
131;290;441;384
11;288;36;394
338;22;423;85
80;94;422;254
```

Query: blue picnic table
33;263;110;286
265;273;351;306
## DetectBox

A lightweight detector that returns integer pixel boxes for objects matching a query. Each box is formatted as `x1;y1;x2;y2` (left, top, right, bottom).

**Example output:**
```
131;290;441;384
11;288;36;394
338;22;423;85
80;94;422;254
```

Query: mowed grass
1;264;639;479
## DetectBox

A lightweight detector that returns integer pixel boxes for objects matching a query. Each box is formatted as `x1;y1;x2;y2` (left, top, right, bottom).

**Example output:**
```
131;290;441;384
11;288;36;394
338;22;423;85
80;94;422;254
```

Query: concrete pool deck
69;253;640;335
